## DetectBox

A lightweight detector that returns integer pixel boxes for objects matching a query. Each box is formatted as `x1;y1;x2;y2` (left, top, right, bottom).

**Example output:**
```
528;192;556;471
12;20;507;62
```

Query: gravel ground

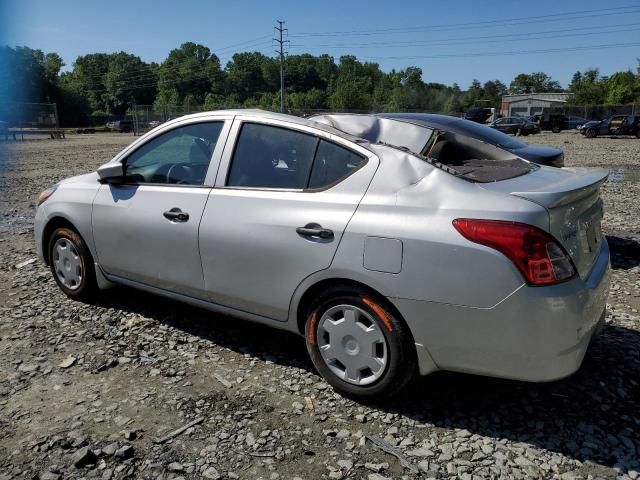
0;131;639;480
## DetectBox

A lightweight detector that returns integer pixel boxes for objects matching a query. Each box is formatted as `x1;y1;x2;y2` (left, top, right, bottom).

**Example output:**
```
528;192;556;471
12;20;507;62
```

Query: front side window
125;122;223;185
227;123;317;189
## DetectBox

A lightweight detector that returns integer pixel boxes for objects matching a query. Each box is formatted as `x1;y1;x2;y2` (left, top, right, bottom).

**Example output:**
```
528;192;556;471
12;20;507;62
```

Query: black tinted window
125;122;223;185
308;140;366;189
227;123;317;189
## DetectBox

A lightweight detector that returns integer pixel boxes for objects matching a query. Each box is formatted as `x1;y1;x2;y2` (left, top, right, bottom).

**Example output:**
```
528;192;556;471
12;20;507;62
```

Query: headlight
37;185;58;206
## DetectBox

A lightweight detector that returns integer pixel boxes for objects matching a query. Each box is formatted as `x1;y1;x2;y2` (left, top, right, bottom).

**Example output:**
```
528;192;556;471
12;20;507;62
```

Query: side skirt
102;272;298;334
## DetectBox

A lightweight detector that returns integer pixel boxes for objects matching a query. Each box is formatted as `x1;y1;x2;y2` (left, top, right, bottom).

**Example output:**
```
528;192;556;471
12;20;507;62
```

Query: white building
500;93;569;117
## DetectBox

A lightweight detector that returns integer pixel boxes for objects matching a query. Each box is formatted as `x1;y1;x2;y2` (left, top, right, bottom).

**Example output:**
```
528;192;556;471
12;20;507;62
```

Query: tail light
452;219;576;286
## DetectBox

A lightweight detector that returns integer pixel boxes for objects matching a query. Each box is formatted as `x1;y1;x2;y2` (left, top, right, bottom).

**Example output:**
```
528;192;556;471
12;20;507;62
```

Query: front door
93;120;229;297
199;119;378;321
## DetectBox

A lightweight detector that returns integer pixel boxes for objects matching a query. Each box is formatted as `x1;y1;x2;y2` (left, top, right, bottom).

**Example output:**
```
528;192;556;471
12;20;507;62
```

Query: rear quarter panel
330;149;549;308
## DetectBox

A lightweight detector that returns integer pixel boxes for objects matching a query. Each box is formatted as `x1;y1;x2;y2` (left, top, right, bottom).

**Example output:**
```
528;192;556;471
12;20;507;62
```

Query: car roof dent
311;114;435;156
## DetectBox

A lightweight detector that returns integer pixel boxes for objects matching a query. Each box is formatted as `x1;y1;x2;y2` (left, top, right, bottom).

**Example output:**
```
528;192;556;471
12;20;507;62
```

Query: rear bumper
391;238;611;381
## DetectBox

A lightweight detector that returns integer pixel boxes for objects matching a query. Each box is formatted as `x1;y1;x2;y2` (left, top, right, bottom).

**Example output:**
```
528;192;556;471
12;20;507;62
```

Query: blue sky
2;0;639;88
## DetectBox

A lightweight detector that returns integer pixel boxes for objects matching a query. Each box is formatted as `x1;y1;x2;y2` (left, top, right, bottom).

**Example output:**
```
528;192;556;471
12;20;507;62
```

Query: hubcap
317;304;388;386
52;237;83;290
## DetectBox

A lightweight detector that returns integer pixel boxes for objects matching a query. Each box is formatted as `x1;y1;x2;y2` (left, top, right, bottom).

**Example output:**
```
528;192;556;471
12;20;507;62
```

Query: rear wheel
48;227;97;301
585;128;597;138
552;125;561;133
305;286;416;399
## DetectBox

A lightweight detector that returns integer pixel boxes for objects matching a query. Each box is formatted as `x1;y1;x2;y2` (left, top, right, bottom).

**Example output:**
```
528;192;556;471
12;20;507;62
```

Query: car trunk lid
479;167;608;278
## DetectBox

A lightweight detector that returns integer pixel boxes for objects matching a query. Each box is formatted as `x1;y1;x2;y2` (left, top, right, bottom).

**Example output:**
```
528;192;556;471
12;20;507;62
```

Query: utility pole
274;20;289;113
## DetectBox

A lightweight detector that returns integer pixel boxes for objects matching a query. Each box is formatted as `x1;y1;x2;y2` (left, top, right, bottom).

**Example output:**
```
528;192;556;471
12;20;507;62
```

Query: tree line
1;43;639;126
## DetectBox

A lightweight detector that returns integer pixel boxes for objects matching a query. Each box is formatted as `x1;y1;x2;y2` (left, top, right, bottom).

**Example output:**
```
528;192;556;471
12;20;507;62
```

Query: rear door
199;117;378;321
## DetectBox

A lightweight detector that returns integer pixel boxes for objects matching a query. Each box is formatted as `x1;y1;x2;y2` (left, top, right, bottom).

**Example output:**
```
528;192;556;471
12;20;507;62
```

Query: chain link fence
546;104;638;120
0;102;63;140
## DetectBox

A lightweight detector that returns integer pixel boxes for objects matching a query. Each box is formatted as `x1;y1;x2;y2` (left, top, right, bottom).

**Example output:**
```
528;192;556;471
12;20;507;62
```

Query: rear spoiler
511;169;609;209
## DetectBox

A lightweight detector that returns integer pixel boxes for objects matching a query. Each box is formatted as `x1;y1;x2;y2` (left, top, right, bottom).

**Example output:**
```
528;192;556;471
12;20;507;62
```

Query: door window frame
108;116;233;188
215;116;374;192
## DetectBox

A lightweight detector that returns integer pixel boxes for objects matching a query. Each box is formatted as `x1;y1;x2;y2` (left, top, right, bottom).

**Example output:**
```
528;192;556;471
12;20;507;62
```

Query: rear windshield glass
451;119;526;149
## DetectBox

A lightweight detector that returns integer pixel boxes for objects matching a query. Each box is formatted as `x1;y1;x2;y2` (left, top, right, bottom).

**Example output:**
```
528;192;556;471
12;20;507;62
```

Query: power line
289;6;640;37
289;25;640;53
358;41;640;60
290;22;640;49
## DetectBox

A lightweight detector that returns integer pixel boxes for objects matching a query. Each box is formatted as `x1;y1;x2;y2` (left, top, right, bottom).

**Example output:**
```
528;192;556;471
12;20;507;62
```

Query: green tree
567;69;607;104
606;70;639;104
158;42;223;105
509;72;562;94
328;56;375;111
443;93;463;114
103;52;156;114
225;52;275;102
72;53;111;113
287;88;328;112
481;80;508;108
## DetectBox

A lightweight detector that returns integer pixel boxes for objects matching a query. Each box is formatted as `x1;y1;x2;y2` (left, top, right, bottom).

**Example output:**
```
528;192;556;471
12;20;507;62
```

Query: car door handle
163;208;189;222
296;223;333;239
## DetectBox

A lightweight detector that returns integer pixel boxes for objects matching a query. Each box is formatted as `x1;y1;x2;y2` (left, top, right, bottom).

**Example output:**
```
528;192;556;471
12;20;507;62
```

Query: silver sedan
34;110;610;398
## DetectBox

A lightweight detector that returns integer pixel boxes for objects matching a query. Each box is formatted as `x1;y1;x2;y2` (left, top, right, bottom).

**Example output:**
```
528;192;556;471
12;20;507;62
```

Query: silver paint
34;110;611;383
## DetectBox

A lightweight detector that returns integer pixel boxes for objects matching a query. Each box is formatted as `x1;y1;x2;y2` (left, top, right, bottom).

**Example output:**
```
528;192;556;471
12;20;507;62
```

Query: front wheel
305;287;416;399
585;128;597;138
48;227;97;301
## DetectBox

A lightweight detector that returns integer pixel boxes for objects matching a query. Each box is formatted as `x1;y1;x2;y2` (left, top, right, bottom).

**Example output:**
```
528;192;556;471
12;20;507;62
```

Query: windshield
449;119;527;149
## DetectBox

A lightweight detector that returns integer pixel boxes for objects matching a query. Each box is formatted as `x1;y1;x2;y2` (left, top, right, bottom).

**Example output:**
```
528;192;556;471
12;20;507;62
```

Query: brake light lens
452;219;576;286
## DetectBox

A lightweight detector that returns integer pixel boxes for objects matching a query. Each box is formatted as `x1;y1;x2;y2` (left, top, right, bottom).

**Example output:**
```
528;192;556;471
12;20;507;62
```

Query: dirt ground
0;131;639;480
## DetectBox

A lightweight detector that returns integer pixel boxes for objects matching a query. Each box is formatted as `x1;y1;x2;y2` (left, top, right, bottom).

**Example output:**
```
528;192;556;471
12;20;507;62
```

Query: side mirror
97;161;125;183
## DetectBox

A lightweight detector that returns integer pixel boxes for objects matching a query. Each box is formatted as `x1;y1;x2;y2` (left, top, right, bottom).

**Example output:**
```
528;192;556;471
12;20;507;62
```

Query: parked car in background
488;116;540;136
76;128;97;134
528;113;568;133
148;120;162;129
35;110;608;398
568;116;589;130
464;107;494;124
382;113;563;167
578;115;640;138
107;120;134;133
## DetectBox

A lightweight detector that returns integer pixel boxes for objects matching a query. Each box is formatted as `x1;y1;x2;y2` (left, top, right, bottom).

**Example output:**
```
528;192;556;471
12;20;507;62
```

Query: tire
585;128;597;138
552;126;561;133
304;286;416;399
48;227;97;301
635;130;640;139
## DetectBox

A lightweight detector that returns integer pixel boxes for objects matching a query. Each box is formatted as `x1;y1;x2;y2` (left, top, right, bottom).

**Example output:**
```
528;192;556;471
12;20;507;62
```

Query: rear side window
308;140;366;189
227;123;317;189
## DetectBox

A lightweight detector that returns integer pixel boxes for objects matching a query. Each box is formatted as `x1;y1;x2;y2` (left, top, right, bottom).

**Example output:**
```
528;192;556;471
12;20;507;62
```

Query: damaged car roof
310;114;435;155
